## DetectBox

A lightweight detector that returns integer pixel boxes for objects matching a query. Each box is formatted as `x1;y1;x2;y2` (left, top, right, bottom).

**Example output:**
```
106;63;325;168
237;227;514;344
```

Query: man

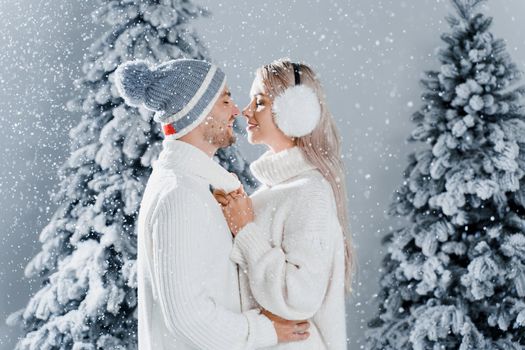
115;59;310;349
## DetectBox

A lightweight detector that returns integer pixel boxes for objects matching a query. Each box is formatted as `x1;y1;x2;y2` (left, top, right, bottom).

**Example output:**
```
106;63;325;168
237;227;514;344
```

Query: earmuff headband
272;61;322;138
292;63;301;85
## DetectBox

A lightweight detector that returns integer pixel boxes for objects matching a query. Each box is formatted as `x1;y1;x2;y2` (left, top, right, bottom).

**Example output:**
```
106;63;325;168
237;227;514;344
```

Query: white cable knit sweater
137;139;278;350
230;147;348;350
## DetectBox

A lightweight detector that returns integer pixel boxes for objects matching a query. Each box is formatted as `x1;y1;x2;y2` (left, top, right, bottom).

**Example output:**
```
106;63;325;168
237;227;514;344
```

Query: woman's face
242;78;288;147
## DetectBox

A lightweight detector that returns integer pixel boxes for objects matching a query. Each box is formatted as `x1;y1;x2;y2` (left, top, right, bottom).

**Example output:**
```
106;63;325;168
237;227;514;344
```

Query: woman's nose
242;103;252;118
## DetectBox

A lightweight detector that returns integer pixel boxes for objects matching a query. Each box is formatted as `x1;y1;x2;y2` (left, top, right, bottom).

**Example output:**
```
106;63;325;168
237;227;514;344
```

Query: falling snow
1;0;525;349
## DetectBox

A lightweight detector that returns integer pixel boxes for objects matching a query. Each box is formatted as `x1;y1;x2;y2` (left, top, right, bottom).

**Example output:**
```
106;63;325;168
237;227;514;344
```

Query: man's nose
232;104;240;116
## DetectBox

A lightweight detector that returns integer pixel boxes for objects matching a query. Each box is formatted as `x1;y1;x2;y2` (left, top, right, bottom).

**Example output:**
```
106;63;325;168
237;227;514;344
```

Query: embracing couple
115;58;354;350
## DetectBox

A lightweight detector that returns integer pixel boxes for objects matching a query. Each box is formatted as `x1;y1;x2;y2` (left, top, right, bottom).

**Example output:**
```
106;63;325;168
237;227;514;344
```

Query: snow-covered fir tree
367;0;525;349
6;1;255;349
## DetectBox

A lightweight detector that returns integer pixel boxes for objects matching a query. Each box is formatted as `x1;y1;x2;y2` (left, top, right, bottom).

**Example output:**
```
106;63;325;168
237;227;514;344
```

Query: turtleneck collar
153;139;241;193
250;147;317;187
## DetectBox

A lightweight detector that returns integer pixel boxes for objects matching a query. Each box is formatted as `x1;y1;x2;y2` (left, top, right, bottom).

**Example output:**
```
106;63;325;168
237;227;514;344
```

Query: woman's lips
247;123;258;131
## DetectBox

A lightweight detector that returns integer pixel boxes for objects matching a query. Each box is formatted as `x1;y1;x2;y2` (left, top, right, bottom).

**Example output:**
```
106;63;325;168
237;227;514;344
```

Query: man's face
200;86;240;148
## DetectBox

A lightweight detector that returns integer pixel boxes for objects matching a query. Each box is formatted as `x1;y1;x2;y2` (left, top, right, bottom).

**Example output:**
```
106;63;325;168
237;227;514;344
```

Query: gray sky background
1;0;525;349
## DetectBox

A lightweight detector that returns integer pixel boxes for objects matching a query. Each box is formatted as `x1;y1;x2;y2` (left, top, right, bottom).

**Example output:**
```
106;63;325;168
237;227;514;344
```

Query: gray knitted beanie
115;59;226;139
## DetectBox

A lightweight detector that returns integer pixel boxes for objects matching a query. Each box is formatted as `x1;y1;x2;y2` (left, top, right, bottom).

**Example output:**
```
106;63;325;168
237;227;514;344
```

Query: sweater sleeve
150;187;277;350
230;186;336;321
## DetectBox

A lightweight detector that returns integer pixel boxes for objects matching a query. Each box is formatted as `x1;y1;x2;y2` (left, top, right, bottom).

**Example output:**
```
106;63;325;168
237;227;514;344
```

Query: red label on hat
163;124;176;135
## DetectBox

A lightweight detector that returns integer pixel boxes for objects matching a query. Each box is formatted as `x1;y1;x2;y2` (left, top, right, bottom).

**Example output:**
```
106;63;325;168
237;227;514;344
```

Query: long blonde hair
255;58;355;293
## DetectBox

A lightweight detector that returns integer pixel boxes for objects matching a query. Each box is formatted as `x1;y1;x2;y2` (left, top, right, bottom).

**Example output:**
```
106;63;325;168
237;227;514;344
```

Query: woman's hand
212;188;231;207
212;186;254;236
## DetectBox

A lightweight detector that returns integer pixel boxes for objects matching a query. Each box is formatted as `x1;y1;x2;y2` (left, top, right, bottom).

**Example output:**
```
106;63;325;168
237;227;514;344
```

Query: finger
239;185;247;195
294;322;310;333
212;189;226;198
292;332;310;341
213;189;226;196
231;189;243;198
213;191;229;203
227;193;240;201
214;194;229;206
212;192;226;201
226;189;240;196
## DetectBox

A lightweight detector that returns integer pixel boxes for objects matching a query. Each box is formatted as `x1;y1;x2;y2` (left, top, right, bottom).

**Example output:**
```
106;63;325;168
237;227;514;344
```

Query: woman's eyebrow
249;90;266;99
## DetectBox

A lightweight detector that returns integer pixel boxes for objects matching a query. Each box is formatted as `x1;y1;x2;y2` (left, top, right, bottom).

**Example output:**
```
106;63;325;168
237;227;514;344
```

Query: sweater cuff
230;222;272;267
245;309;278;348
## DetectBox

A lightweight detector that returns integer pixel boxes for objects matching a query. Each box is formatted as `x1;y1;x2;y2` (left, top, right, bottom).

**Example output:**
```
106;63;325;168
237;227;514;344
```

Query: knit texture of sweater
137;139;278;350
230;147;348;350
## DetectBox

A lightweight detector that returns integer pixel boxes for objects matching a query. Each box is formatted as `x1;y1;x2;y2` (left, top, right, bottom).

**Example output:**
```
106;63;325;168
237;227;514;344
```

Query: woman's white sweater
230;147;348;350
137;139;278;350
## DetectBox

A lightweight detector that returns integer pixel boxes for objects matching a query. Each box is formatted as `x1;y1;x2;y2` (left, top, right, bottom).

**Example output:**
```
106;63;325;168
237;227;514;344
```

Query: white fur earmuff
272;85;321;138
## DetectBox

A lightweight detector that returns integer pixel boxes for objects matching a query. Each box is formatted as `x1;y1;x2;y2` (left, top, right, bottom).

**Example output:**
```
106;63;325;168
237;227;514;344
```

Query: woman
214;58;354;349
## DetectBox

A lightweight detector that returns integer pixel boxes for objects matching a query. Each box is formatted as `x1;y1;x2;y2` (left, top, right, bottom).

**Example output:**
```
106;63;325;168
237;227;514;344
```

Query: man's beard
202;117;236;148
